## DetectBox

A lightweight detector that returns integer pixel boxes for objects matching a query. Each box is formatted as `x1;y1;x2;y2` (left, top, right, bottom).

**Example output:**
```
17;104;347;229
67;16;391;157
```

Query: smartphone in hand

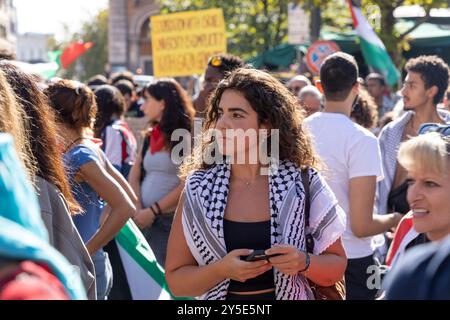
244;250;282;262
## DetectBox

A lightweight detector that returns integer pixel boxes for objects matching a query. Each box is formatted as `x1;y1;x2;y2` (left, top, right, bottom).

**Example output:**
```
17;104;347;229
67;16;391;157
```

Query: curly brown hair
180;68;320;177
405;55;449;105
350;88;379;129
44;79;97;131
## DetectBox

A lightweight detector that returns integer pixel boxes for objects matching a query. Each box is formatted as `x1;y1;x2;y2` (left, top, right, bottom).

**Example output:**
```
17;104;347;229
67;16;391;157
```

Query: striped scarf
181;160;346;300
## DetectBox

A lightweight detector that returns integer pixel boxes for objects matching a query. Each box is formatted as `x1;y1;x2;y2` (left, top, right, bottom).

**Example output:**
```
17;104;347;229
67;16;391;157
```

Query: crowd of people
1;49;450;300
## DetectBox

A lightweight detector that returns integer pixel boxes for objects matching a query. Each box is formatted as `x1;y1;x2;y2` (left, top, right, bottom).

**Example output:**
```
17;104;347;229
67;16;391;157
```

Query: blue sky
13;0;108;40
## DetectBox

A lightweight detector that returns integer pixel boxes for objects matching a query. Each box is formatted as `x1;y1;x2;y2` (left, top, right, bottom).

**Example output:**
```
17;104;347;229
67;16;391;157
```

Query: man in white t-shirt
305;52;402;300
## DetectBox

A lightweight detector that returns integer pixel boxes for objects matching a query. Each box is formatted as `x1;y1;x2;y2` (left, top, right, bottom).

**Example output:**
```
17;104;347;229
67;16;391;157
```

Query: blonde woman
383;128;450;298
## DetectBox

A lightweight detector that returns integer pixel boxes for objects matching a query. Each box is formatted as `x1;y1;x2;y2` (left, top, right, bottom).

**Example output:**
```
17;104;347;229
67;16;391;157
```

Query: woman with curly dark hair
166;68;347;300
128;78;195;267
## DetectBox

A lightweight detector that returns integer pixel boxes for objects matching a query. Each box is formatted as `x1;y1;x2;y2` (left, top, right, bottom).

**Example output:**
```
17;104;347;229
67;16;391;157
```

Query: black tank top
223;219;274;292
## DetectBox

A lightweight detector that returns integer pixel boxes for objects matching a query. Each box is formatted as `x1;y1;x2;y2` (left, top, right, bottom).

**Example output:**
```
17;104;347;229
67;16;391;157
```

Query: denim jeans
92;251;113;300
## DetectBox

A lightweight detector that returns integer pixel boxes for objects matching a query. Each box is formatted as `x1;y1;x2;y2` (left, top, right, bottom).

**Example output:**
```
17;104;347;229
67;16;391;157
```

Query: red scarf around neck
150;124;165;154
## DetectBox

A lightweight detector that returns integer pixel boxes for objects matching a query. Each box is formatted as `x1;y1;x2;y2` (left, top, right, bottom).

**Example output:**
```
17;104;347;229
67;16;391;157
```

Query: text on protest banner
151;9;227;77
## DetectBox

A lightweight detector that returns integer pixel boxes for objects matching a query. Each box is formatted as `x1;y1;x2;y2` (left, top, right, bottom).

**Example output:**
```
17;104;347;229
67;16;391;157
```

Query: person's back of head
94;84;126;137
0;67;36;180
114;79;135;113
207;54;245;76
114;79;134;97
365;73;386;87
405;55;450;105
110;71;135;86
0;49;16;61
44;79;97;131
350;87;378;129
298;85;323;116
298;85;322;100
320;52;359;101
287;75;312;95
0;61;81;214
87;74;108;90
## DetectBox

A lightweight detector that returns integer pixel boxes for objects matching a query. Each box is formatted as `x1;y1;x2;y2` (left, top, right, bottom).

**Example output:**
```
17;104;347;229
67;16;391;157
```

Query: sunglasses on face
418;123;450;136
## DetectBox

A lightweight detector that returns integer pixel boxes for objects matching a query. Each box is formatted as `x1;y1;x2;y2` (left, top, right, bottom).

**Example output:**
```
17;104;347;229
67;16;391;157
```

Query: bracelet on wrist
154;202;163;216
299;251;311;273
149;206;158;216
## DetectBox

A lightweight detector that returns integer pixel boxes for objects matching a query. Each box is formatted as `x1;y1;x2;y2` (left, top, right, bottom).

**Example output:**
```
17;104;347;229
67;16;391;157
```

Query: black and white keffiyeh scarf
182;160;346;300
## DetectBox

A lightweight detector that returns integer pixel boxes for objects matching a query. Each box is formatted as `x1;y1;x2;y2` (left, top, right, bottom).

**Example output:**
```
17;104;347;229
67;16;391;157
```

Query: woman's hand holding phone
265;245;308;276
217;249;273;282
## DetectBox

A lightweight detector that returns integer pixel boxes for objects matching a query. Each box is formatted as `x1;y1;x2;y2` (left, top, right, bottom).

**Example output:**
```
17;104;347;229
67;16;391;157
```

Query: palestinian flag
385;212;418;267
114;220;191;300
347;0;399;86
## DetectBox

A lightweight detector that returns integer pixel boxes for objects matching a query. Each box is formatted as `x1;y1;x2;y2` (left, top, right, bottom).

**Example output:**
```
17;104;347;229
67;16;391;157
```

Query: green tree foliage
362;0;449;66
161;0;448;67
158;0;291;60
63;9;109;82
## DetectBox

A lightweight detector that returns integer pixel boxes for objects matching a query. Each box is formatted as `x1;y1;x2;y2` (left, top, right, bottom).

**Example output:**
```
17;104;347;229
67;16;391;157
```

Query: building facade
109;0;158;75
16;33;53;63
0;0;17;55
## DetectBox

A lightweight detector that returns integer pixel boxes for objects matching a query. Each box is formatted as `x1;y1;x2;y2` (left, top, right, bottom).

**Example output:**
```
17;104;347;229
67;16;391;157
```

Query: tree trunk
310;5;321;42
262;0;271;50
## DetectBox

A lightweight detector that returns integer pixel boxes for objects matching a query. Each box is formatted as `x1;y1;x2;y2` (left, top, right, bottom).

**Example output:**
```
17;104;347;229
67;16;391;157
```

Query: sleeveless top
64;144;106;258
182;161;346;300
140;151;180;208
224;219;274;292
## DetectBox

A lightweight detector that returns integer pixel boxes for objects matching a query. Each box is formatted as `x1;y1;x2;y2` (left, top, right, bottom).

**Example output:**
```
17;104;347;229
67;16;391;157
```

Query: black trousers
345;254;378;300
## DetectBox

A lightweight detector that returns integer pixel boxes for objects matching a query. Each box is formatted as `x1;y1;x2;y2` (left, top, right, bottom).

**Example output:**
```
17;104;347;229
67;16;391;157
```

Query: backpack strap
301;168;315;253
113;121;134;166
